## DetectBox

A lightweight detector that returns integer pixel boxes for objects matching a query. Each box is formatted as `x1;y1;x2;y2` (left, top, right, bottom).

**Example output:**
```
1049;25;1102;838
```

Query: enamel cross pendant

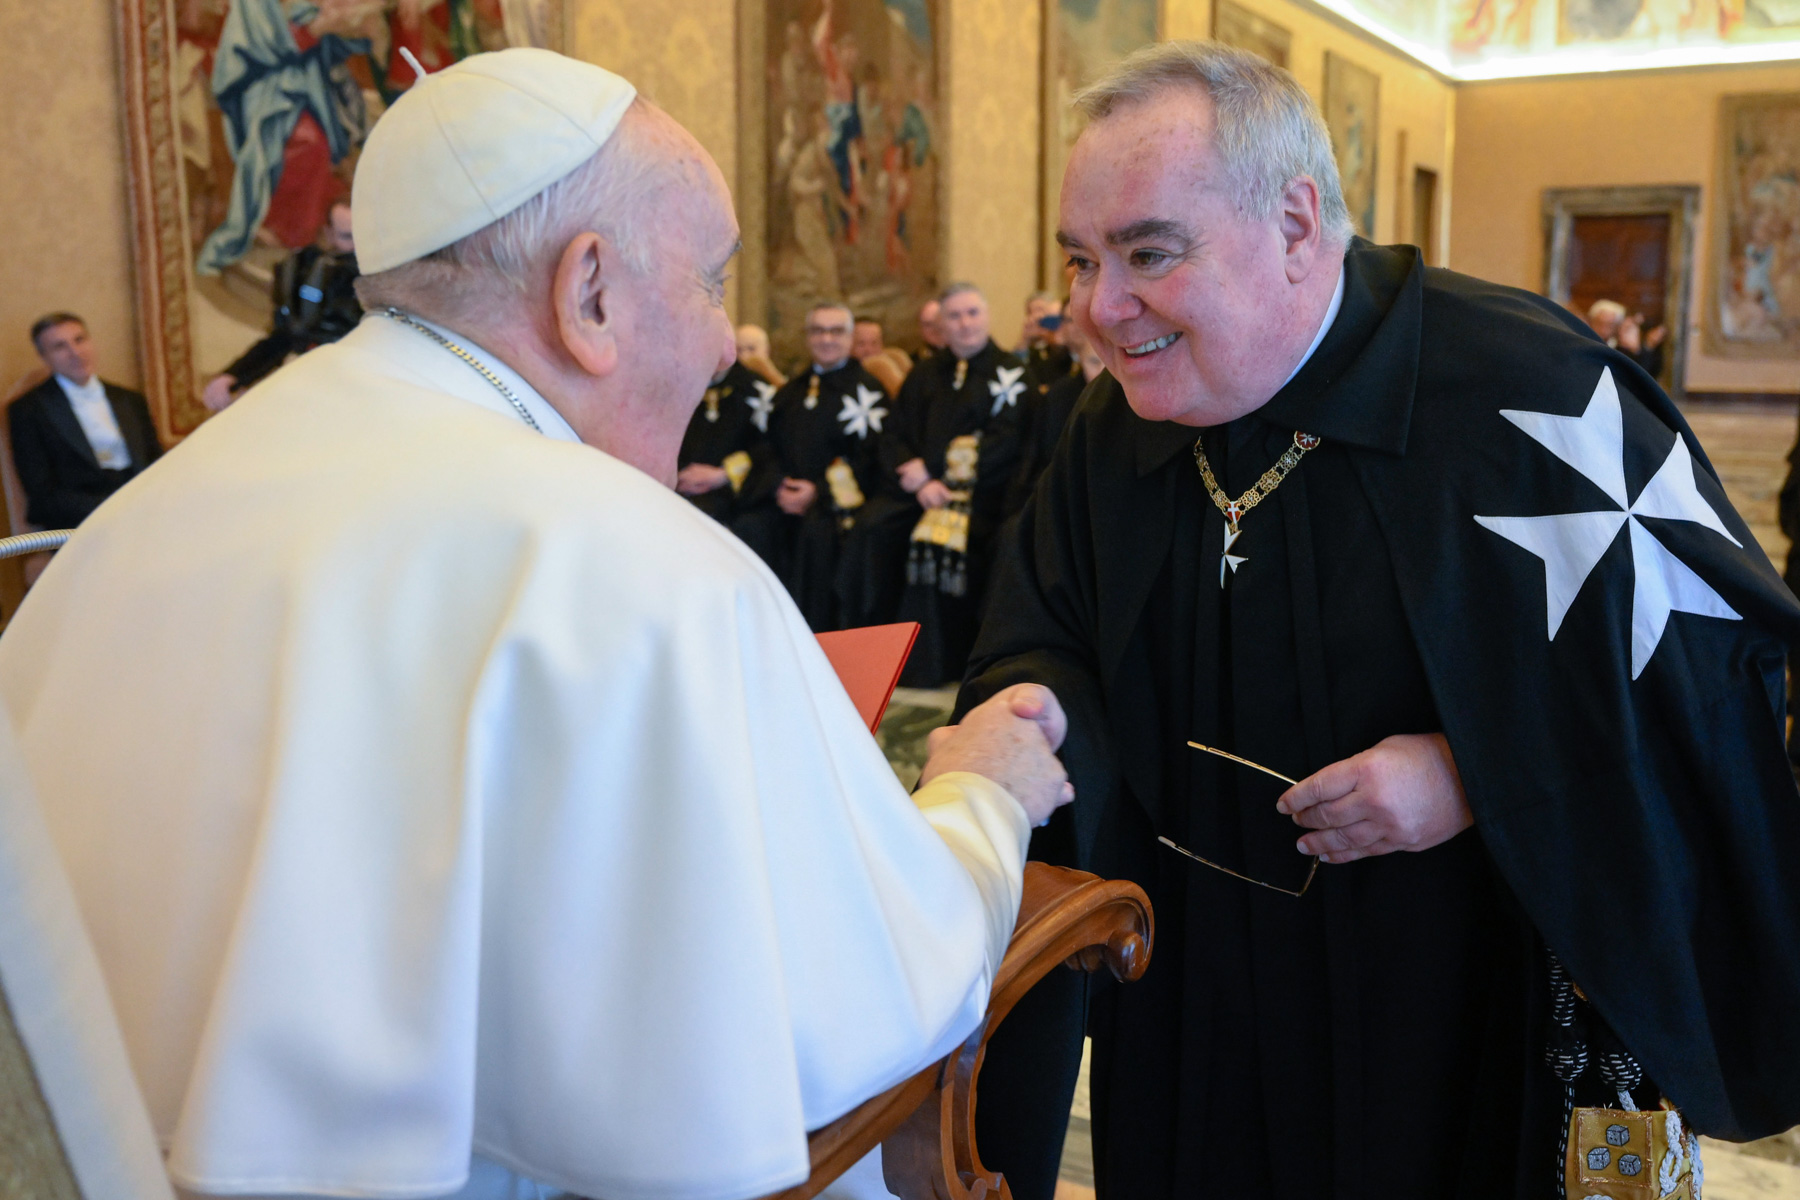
1220;521;1247;588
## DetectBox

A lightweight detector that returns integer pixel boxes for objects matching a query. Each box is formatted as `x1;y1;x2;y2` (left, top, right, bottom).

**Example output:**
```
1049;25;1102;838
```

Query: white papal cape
0;316;1030;1200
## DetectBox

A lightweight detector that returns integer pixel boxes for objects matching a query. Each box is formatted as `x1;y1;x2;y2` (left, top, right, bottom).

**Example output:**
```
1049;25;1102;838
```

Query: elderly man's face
1059;88;1320;426
1024;296;1061;343
608;117;738;438
806;307;854;368
852;321;884;359
942;291;990;359
1586;309;1621;341
735;324;770;362
36;321;97;385
323;203;354;255
919;301;945;348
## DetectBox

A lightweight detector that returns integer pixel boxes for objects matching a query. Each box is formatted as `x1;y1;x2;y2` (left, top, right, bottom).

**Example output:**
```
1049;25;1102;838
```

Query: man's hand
1278;733;1472;864
920;684;1074;827
676;463;729;496
1618;316;1644;354
201;374;238;413
917;479;952;510
897;457;930;494
1644;323;1668;350
776;477;818;515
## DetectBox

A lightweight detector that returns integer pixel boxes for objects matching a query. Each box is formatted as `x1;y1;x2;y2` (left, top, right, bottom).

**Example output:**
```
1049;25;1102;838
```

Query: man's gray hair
1587;298;1627;322
357;98;661;317
938;281;984;305
1073;41;1355;246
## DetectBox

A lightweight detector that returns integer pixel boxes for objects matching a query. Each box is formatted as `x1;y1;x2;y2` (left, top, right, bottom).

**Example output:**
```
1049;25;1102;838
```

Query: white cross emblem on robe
838;384;888;439
1220;523;1247;587
988;365;1026;416
747;380;776;433
1474;366;1742;680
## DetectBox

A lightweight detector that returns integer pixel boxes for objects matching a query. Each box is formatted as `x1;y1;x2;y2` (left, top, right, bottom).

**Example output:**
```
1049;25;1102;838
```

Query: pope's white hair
1073;41;1355;247
357;98;662;315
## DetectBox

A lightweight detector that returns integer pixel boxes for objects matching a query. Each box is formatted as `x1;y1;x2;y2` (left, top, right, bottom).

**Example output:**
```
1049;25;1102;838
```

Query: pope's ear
552;231;622;379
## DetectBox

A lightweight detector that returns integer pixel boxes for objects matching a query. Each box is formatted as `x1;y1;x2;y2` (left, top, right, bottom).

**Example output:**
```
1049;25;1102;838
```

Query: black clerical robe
753;360;889;631
962;241;1800;1200
849;340;1024;684
676;361;779;535
1020;340;1077;395
1004;369;1085;519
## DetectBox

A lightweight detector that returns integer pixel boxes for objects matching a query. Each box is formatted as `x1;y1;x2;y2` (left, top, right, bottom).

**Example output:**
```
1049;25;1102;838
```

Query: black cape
676;360;780;530
865;340;1026;684
748;359;890;631
962;241;1800;1197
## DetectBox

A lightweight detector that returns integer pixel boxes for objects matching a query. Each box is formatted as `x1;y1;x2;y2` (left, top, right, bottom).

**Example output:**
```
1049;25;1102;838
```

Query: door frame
1542;185;1701;399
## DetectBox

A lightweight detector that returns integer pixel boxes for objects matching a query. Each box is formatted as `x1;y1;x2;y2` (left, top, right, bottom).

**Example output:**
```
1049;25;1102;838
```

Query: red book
816;622;921;733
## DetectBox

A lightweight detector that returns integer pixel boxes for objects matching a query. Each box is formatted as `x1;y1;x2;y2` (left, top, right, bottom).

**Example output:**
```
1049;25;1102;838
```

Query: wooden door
1412;167;1438;266
1567;214;1670;329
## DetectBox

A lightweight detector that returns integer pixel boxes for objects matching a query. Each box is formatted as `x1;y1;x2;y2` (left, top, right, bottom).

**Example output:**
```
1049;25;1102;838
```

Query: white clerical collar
1279;265;1347;391
54;373;104;401
403;315;583;444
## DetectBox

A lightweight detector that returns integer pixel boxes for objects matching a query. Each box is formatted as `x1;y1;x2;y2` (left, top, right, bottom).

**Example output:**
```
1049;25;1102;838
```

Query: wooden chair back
0;368;51;606
860;354;906;399
767;863;1153;1200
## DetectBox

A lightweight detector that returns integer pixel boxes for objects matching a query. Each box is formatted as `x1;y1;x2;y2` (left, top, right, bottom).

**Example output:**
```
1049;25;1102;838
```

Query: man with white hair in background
962;40;1800;1200
0;49;1077;1200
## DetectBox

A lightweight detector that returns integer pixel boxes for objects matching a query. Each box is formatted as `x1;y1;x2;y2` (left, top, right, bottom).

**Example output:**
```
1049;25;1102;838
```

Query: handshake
919;683;1075;826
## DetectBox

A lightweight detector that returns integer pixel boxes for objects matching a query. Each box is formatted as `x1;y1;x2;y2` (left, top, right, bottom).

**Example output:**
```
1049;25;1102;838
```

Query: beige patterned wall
570;0;743;314
944;0;1043;340
0;0;141;396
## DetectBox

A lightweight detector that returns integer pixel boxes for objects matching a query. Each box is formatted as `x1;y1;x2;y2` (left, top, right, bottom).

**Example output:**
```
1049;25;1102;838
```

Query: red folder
816;622;921;733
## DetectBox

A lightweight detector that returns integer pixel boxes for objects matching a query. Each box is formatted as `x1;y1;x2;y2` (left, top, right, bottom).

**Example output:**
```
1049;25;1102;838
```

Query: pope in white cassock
0;49;1074;1200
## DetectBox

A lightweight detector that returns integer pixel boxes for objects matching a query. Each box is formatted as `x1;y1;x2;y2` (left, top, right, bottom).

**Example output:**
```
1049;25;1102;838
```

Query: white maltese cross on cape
1475;367;1742;680
839;384;888;439
747;380;776;433
989;365;1026;416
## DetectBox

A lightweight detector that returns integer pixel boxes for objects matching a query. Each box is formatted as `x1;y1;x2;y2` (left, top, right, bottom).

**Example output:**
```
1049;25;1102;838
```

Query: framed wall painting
1706;92;1800;360
737;0;943;372
120;0;563;441
1543;186;1700;395
1039;0;1162;289
1212;0;1293;69
1322;52;1380;242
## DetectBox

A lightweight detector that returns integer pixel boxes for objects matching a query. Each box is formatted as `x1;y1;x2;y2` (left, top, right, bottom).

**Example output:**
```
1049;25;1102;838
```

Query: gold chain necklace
1193;430;1321;587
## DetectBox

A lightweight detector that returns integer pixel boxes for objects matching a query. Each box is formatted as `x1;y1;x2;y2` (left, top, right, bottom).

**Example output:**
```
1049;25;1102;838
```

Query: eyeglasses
1157;741;1320;898
805;324;852;337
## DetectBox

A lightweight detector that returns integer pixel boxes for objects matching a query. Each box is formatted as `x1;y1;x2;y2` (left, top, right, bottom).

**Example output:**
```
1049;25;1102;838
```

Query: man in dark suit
11;313;163;528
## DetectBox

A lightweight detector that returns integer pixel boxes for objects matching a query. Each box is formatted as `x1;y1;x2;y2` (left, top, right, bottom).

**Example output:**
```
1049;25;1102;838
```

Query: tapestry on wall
122;0;560;439
1708;91;1800;359
1211;0;1291;68
1040;0;1161;289
1322;52;1379;241
760;0;940;369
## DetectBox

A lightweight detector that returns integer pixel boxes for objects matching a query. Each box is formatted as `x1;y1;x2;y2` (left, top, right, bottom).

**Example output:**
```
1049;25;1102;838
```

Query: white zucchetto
352;48;638;274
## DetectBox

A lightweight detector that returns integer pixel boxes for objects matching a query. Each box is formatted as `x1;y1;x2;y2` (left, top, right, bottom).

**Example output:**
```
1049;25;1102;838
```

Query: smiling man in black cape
959;41;1800;1200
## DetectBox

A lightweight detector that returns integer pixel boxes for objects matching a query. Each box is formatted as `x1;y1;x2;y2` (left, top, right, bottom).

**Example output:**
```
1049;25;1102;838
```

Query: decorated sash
907;434;979;597
825;456;865;531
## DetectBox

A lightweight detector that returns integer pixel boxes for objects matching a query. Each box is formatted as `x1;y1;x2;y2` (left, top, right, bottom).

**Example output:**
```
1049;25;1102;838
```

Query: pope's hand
919;684;1074;826
1278;733;1472;864
676;463;729;495
917;480;952;510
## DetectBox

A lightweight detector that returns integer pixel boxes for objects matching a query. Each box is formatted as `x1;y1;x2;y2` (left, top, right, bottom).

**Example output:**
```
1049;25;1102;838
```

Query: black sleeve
8;397;99;528
880;370;927;478
223;329;298;391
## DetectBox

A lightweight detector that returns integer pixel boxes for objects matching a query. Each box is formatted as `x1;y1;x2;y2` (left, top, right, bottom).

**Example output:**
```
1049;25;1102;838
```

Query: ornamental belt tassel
1545;950;1701;1200
825;457;865;530
907;435;979;597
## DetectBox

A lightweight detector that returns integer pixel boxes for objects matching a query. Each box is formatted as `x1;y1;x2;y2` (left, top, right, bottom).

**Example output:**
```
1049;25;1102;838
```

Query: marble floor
876;396;1800;1200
